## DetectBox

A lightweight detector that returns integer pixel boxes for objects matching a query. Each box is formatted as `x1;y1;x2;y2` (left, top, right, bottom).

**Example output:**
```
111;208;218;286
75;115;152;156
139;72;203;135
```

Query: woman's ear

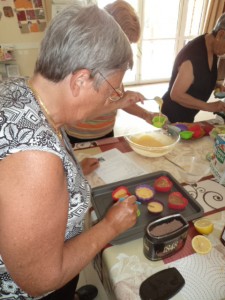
70;69;91;96
216;29;225;40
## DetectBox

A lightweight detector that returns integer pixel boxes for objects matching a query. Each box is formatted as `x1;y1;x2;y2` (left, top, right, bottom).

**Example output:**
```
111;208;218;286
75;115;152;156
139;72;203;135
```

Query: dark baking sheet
91;171;204;245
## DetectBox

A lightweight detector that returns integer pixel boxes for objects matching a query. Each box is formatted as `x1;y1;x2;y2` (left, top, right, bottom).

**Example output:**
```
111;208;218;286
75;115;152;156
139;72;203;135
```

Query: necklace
28;80;63;140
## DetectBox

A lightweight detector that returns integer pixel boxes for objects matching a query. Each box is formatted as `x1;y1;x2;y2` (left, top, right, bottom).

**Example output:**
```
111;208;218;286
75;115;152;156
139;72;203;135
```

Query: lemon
192;235;212;254
194;218;214;235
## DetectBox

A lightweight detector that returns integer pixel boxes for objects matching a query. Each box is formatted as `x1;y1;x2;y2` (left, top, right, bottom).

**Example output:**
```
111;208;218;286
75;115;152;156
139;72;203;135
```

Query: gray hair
35;3;133;87
104;0;141;43
212;13;225;35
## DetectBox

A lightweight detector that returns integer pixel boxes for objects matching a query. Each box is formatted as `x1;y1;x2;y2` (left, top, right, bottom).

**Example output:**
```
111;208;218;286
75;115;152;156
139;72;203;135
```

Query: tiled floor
76;82;220;299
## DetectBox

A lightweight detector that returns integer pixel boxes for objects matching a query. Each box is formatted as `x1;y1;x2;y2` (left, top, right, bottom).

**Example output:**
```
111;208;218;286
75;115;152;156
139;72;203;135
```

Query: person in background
66;0;157;145
0;4;142;300
161;13;225;123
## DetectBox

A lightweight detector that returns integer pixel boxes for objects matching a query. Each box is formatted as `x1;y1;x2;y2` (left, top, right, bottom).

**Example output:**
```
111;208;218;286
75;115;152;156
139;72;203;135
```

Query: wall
0;0;51;77
0;0;91;77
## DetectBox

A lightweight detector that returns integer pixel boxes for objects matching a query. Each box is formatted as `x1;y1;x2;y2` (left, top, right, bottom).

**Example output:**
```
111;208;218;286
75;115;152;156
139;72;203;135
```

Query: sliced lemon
194;218;214;235
192;235;212;254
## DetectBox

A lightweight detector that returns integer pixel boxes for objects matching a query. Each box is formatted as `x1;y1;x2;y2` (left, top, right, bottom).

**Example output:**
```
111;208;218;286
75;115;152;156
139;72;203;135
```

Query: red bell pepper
188;124;205;139
168;192;188;210
154;176;173;192
112;186;130;201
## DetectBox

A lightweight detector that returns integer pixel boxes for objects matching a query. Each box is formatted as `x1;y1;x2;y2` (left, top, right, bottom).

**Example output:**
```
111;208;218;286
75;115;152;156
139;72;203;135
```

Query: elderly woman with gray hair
66;0;160;145
161;13;225;123
0;3;144;300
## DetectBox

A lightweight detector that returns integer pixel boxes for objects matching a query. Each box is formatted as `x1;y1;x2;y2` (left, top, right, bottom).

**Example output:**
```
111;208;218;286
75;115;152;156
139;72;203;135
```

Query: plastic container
135;184;155;203
152;115;167;128
180;130;193;140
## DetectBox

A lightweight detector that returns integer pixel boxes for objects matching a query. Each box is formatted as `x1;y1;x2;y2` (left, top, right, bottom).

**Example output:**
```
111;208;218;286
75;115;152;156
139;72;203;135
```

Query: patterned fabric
0;78;91;299
65;111;117;140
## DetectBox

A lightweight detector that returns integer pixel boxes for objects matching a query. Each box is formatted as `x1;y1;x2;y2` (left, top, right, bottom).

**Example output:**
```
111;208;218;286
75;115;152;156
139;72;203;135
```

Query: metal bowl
125;127;180;158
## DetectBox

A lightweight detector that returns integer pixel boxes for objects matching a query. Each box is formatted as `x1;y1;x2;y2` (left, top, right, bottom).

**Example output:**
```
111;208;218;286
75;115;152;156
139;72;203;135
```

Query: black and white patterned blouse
0;78;91;299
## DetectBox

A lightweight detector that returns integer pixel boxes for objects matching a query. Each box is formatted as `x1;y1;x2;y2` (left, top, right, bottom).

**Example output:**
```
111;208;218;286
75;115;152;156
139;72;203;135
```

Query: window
97;0;209;85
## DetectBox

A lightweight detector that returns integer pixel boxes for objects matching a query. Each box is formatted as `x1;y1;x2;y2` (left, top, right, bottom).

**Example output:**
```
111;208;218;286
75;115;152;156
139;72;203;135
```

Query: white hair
35;3;133;86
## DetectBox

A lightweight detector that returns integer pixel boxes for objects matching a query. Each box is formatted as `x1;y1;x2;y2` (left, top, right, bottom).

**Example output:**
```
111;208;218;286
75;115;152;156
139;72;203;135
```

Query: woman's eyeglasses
98;72;124;102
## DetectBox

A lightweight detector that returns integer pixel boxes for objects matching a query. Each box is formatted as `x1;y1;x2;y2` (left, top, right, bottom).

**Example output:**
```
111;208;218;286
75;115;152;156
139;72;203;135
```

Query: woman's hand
220;85;225;92
106;90;145;110
207;100;225;114
120;90;145;108
143;112;167;124
103;195;138;236
80;157;99;175
142;111;155;124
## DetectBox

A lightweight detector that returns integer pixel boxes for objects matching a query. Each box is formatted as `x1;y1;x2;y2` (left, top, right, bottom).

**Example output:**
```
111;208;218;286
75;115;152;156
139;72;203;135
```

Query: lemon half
194;218;214;235
192;235;212;254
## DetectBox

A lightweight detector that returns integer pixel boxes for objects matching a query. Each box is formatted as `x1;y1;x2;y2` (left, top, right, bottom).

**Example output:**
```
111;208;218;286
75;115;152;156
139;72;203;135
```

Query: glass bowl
174;156;211;184
125;127;180;158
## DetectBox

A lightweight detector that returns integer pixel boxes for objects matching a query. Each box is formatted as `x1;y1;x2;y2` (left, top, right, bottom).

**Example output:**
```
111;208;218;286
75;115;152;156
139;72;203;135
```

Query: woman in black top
162;13;225;123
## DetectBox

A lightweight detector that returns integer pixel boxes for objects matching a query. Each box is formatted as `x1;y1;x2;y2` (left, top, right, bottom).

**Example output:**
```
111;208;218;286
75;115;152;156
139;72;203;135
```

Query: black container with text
143;214;189;261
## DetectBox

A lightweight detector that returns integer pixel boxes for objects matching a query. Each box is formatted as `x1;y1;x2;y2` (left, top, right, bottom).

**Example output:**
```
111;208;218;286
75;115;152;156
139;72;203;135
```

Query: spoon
154;96;163;113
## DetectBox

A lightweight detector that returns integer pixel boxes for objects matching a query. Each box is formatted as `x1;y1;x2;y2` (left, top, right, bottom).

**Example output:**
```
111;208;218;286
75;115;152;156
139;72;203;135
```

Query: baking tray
91;171;204;245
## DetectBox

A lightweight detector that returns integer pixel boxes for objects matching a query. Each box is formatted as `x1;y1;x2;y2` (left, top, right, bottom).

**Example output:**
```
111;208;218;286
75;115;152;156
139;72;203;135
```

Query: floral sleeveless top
0;78;91;299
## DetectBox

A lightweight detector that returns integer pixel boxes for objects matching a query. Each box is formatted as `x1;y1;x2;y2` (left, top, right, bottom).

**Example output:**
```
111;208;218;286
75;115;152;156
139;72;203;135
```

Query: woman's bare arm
0;151;137;296
122;102;158;124
170;60;225;113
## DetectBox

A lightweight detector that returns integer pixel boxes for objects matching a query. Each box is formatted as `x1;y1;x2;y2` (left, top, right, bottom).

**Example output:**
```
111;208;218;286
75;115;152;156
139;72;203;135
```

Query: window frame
96;0;209;86
126;0;209;85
